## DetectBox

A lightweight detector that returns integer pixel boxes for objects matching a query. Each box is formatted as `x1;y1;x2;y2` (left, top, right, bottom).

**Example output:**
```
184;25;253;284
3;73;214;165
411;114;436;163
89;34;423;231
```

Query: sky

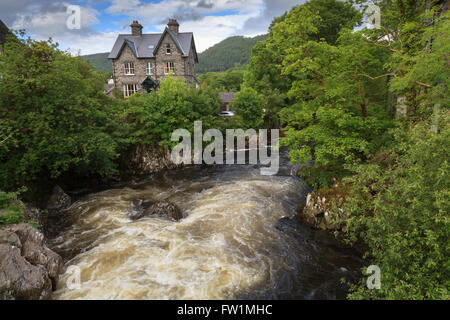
0;0;308;55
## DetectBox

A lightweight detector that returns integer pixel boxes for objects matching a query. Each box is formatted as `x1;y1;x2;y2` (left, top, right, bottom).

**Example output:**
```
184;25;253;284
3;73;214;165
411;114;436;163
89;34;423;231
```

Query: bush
230;87;264;129
336;117;450;299
0;35;124;190
0;190;25;227
122;75;222;148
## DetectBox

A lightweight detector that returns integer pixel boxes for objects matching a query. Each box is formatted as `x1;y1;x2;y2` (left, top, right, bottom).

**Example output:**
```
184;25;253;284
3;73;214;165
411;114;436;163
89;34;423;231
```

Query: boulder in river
131;201;183;221
0;224;63;300
46;185;71;212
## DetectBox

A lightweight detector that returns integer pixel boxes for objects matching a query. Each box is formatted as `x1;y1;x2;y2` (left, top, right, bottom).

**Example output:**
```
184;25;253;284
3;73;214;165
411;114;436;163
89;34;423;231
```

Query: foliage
199;69;245;92
197;35;268;73
0;190;25;227
280;30;394;188
337;117;449;299
246;0;449;299
0;35;124;190
305;0;362;44
245;0;360;129
81;52;112;74
230;87;264;129
121;75;222;148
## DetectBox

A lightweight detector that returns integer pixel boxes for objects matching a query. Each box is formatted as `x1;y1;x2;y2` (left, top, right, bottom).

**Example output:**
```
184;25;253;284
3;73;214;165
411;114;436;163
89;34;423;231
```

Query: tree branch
415;81;433;88
0;133;13;145
354;73;395;80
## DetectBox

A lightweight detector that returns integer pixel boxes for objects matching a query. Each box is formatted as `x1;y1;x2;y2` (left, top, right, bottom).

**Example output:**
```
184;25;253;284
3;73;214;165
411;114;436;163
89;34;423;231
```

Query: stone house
108;19;198;98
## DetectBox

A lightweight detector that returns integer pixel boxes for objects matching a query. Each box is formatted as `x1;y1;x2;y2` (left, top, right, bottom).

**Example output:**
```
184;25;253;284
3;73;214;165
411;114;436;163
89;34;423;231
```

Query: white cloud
107;0;263;24
241;0;307;34
12;4;99;36
62;32;119;55
175;13;260;52
9;3;109;55
2;0;310;55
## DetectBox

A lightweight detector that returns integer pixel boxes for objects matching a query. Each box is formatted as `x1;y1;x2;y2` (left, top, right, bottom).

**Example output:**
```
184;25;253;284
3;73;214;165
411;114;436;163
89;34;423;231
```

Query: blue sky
0;0;307;55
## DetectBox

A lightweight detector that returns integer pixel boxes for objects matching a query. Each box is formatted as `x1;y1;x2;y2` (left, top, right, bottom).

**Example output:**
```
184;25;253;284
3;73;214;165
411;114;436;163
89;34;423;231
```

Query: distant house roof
219;92;237;104
108;28;197;61
0;20;10;45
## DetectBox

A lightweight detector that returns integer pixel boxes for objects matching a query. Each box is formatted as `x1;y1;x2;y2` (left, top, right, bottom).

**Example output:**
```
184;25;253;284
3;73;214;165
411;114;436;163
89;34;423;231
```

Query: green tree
200;69;245;92
230;87;264;129
280;29;393;188
337;117;450;299
245;0;360;129
0;35;123;190
123;75;222;148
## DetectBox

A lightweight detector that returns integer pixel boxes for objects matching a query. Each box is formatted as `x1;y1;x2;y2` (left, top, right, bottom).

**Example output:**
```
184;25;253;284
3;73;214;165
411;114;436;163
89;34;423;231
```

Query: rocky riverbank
0;224;63;300
0;144;179;300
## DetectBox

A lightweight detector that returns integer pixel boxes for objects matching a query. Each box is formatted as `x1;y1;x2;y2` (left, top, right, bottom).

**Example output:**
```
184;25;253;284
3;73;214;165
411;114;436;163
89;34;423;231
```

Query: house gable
153;28;186;57
117;39;139;58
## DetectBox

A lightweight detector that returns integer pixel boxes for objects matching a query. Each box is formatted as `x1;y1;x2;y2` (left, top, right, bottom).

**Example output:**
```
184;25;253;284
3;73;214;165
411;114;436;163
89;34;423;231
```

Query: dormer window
124;62;135;75
166;44;172;55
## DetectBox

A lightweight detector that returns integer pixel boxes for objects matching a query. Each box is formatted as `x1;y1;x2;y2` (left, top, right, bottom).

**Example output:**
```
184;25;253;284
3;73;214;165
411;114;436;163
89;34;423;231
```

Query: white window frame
124;84;139;98
124;62;135;75
164;62;175;75
165;44;172;55
146;62;155;76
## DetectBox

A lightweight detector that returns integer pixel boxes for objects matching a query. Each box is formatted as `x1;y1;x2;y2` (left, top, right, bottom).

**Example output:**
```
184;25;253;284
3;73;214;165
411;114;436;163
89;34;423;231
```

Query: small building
108;19;198;98
219;92;236;111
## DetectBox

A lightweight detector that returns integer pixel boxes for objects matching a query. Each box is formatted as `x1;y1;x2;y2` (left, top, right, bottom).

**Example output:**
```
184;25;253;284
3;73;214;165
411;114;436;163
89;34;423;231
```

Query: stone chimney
130;20;143;36
167;19;179;34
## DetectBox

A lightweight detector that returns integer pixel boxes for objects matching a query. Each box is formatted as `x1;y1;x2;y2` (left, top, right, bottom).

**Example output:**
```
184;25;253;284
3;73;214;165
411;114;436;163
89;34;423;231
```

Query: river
50;151;364;300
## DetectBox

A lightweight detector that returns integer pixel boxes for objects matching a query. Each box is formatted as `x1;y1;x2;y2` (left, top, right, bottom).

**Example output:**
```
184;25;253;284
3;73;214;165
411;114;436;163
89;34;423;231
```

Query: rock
0;224;63;300
14;202;44;229
44;186;73;237
297;185;350;231
46;185;71;212
121;144;181;177
132;201;183;221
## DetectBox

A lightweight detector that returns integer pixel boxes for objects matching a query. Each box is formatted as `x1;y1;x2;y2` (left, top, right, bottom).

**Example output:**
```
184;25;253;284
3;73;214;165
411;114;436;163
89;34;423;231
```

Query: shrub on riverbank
0;35;124;191
0;190;25;227
335;119;449;299
121;75;222;148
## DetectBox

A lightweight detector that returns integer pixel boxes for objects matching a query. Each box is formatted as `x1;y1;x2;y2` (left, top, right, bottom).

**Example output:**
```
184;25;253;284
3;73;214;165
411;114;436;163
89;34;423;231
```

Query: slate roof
0;20;9;45
108;28;196;61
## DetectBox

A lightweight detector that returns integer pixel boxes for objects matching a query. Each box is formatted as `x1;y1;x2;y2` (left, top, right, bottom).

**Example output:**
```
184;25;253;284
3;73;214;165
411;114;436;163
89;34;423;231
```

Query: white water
51;159;362;300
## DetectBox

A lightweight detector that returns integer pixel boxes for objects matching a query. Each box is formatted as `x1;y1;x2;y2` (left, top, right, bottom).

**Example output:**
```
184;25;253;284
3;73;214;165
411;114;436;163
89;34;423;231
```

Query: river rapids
50;152;363;300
